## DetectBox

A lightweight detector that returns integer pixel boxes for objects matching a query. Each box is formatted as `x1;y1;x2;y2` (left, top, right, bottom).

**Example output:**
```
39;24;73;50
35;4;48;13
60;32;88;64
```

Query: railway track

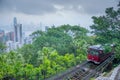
46;55;114;80
70;62;97;80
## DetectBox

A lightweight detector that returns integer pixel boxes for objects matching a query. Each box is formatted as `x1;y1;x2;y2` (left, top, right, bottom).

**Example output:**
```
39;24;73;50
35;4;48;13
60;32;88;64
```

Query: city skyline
2;17;33;52
0;0;118;30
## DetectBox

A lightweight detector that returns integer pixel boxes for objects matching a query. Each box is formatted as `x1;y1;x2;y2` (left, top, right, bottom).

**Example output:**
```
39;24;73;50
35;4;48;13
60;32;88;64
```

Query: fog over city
0;0;118;32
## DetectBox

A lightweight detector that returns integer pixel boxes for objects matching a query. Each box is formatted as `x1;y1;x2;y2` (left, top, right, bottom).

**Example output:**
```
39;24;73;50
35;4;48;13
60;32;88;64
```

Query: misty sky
0;0;119;30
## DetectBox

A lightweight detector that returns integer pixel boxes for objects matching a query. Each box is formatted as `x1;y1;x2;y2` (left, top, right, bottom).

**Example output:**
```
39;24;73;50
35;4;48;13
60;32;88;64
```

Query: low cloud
0;0;118;15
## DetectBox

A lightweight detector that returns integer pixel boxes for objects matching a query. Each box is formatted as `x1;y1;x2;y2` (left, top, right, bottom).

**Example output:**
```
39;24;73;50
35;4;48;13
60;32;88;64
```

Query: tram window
89;50;98;55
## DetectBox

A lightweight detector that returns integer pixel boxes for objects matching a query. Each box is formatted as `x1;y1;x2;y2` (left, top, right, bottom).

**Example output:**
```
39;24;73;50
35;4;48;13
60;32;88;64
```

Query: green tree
0;42;6;53
63;53;76;68
32;25;90;55
17;44;36;65
32;26;73;54
90;3;120;44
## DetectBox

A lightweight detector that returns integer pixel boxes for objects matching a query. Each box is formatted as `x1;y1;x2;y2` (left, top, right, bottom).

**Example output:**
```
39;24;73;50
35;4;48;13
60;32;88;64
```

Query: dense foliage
0;25;91;80
90;4;120;44
0;42;6;53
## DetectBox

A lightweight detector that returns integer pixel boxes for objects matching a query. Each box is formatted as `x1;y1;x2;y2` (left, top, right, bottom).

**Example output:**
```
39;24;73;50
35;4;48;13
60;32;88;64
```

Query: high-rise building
6;31;14;41
14;17;17;26
0;29;5;42
14;17;17;42
13;17;22;43
18;24;22;43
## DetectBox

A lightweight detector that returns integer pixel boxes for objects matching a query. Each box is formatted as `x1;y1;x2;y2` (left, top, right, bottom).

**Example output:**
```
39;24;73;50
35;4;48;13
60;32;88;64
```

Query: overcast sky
0;0;119;30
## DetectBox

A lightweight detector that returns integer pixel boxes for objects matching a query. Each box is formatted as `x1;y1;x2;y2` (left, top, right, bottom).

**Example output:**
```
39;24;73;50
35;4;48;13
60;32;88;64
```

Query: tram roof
89;45;104;50
89;44;115;50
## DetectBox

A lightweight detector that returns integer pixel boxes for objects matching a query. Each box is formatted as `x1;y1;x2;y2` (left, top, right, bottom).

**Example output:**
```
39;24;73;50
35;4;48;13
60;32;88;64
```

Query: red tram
87;44;115;64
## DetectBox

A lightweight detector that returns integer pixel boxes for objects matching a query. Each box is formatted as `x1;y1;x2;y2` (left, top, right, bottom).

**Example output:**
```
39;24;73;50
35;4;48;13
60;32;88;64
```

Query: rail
47;55;114;80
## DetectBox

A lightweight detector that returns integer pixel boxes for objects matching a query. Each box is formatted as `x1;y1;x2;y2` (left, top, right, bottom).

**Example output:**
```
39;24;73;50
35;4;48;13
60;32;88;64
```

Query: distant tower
0;29;5;43
19;24;22;43
13;17;22;43
14;17;17;26
14;17;17;42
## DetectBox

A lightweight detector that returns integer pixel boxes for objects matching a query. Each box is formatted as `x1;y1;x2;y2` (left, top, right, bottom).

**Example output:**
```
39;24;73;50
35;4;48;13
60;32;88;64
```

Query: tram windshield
88;49;99;56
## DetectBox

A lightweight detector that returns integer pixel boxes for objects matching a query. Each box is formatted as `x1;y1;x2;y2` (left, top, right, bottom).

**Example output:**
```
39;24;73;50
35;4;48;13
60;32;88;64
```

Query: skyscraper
13;17;22;43
14;17;17;26
6;31;14;41
18;24;22;43
14;24;18;42
0;29;5;42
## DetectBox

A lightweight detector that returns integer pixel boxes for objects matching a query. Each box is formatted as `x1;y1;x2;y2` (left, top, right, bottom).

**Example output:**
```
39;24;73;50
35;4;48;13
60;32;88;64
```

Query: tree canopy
90;3;120;44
